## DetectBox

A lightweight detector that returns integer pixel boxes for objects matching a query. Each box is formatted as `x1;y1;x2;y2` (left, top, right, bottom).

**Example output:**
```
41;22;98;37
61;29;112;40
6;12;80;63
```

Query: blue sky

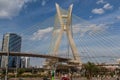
0;0;120;66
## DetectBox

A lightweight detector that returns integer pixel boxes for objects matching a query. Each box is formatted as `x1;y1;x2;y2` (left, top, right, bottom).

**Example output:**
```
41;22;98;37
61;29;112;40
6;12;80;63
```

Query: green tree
82;62;99;80
17;68;25;75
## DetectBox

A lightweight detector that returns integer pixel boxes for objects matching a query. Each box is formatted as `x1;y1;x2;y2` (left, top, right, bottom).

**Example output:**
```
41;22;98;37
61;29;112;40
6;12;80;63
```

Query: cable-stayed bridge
0;3;120;68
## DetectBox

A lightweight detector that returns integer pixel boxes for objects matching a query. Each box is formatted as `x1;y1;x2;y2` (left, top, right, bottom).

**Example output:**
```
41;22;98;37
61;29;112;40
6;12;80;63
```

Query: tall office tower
1;33;22;68
21;57;30;68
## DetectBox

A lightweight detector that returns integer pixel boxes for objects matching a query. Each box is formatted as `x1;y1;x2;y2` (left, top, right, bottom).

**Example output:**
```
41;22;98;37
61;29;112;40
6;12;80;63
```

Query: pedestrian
61;74;70;80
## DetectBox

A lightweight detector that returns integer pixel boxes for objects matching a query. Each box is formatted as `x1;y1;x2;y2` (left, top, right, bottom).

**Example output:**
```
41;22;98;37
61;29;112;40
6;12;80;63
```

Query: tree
82;62;99;80
17;68;25;75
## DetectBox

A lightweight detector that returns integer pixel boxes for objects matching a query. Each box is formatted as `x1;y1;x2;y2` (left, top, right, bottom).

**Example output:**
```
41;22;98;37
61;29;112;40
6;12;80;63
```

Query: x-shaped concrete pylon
53;3;81;64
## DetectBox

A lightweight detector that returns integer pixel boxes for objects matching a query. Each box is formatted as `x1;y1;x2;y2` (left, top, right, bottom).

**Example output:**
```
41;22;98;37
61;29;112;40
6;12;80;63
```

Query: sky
0;0;120;66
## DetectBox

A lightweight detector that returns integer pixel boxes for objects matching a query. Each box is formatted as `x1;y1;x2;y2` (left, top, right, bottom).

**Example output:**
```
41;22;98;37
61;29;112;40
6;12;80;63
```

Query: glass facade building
1;33;22;68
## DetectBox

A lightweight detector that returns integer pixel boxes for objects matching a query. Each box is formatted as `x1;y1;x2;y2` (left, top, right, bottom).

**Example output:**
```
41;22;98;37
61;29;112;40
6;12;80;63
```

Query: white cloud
103;3;113;10
93;2;113;15
116;16;120;20
92;8;104;14
96;0;106;4
31;27;53;40
89;16;93;18
41;0;48;6
41;0;46;6
0;0;35;19
73;23;108;36
31;23;109;40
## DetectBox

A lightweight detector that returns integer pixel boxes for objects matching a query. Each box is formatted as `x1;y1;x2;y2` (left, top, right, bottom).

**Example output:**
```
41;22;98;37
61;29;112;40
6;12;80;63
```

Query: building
21;57;30;68
1;33;22;68
117;59;120;64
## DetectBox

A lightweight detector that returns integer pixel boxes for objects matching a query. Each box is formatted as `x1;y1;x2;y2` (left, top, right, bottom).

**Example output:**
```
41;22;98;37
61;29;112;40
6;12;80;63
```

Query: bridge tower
44;3;81;69
53;3;81;65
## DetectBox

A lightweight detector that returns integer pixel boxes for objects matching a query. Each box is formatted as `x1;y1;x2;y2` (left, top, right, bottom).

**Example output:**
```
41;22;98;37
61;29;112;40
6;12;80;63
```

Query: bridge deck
0;52;70;61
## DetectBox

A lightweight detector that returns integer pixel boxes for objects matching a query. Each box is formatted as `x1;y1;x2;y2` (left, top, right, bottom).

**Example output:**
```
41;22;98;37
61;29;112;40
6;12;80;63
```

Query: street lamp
15;56;18;79
5;51;9;80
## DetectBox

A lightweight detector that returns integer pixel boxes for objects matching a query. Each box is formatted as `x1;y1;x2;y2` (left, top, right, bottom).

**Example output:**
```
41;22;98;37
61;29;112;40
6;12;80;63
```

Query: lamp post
15;56;18;79
5;51;9;80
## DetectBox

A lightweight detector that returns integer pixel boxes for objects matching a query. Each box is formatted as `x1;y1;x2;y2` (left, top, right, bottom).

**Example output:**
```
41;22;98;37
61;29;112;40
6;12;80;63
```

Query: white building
117;59;120;64
21;57;30;68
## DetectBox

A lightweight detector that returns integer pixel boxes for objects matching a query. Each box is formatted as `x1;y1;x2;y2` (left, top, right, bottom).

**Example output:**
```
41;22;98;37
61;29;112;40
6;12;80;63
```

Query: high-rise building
1;33;22;68
21;57;30;68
